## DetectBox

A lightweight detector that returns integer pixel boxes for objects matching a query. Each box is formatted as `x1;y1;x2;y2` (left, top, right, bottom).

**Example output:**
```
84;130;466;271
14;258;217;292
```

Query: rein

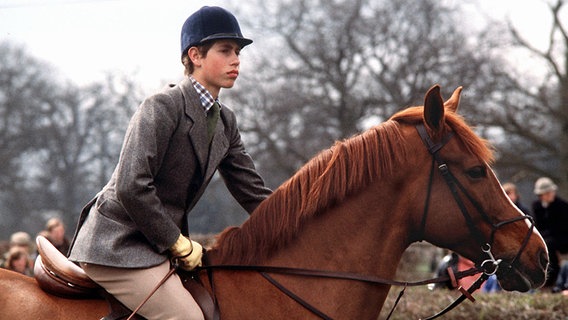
200;263;482;287
197;262;484;320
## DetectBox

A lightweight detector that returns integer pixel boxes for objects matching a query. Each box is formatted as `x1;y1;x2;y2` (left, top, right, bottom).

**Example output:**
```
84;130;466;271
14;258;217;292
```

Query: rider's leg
82;260;204;320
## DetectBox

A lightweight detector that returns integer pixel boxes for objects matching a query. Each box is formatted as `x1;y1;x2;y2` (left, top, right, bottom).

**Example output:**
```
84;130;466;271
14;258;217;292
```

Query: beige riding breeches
82;260;204;320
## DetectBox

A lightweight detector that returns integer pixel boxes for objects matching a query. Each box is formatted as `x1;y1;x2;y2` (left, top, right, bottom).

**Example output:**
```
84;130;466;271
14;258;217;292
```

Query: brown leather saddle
34;235;218;320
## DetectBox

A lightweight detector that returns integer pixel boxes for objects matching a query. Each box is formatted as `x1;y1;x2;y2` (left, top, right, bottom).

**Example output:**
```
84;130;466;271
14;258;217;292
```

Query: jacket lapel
179;78;229;179
179;79;209;175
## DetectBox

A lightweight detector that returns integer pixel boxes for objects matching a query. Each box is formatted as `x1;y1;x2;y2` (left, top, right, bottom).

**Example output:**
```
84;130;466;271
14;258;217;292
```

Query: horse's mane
212;106;493;265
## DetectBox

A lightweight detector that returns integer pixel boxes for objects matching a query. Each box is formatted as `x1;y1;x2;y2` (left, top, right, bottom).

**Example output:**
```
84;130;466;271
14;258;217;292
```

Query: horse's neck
271;191;408;272
263;188;410;318
207;185;413;319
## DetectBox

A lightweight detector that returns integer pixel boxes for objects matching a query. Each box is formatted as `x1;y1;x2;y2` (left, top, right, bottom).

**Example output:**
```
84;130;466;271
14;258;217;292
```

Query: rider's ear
423;84;444;131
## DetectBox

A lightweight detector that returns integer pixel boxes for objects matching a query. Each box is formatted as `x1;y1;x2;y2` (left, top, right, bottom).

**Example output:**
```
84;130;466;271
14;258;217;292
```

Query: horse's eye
466;166;486;179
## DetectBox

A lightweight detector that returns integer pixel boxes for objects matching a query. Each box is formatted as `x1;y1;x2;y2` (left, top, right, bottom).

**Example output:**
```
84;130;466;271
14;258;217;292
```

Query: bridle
415;123;536;319
145;122;537;320
416;123;535;272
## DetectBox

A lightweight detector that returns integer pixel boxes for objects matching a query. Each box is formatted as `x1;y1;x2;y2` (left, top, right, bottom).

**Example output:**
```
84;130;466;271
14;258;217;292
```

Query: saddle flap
180;271;219;320
35;235;99;289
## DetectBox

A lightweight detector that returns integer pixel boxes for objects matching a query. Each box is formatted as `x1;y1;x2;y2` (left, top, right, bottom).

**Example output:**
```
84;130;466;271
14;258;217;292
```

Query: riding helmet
180;6;253;56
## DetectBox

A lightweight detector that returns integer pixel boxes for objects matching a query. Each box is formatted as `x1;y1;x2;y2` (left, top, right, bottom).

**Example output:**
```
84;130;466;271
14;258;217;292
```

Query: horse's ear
444;86;463;113
423;84;444;131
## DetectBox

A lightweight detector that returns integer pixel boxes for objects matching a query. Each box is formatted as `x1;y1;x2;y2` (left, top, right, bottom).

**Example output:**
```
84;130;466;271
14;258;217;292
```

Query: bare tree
191;0;568;232
31;74;141;224
474;0;568;195
0;41;143;235
0;41;62;233
229;0;508;181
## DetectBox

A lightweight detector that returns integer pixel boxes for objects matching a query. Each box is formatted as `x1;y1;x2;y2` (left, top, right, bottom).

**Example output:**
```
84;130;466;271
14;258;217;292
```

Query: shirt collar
189;76;220;112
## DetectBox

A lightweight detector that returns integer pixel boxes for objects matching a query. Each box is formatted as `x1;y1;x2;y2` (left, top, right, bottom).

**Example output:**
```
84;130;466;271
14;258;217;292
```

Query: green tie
207;102;220;144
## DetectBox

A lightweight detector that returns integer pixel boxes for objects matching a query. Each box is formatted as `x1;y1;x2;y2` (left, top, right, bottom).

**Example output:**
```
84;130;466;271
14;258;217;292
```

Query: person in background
3;231;34;275
9;231;32;252
432;252;459;290
432;252;480;292
531;177;568;288
502;182;530;215
45;217;70;254
68;6;272;320
482;274;501;293
3;247;33;276
552;261;568;294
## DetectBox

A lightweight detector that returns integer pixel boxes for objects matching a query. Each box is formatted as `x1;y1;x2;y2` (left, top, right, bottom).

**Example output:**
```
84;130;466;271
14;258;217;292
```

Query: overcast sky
0;0;559;93
0;0;231;92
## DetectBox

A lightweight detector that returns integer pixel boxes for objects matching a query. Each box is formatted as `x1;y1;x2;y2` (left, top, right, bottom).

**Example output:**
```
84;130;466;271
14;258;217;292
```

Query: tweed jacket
68;78;272;268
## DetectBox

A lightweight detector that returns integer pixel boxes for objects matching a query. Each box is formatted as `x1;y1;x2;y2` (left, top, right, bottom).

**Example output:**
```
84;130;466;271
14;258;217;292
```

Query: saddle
34;236;218;320
34;235;100;298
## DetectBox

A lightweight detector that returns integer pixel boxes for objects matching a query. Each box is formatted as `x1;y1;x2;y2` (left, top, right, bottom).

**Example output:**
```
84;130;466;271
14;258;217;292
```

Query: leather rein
133;123;535;320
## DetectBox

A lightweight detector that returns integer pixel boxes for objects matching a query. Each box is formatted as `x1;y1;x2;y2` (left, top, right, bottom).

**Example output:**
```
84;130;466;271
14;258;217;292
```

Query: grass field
379;286;568;319
379;242;568;319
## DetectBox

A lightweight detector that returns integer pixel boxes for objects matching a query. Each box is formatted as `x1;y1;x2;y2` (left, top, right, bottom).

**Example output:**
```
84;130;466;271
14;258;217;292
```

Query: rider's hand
169;234;203;271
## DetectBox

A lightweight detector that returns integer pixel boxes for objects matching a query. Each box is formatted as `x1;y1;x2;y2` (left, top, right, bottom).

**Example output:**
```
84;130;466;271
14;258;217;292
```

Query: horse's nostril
539;249;549;270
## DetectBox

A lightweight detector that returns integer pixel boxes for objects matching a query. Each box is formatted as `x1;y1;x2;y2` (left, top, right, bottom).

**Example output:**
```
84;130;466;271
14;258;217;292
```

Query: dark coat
68;78;271;268
531;195;568;252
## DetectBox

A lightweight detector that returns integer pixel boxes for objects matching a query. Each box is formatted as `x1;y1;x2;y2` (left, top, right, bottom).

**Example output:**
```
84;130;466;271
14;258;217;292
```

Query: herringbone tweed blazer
68;77;271;268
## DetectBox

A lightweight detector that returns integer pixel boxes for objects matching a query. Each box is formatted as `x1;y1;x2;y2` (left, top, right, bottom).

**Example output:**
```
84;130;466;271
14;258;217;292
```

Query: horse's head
394;85;548;292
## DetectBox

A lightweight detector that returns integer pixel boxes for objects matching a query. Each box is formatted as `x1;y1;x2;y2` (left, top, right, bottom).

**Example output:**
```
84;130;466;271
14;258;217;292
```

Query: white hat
10;231;31;246
533;177;557;195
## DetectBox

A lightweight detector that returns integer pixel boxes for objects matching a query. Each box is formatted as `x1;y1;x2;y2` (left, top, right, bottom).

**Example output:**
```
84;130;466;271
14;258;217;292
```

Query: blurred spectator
0;240;10;267
432;252;460;290
531;177;568;287
502;182;530;215
45;217;70;255
552;261;568;294
9;231;35;260
2;231;34;276
482;274;501;293
3;247;33;276
432;252;480;292
10;231;32;250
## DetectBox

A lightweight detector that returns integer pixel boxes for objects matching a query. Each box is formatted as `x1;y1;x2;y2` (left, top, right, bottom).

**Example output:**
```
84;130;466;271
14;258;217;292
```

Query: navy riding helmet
180;6;253;56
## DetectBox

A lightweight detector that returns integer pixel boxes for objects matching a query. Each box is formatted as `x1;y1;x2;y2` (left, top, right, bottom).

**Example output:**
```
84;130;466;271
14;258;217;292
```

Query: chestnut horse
0;85;548;320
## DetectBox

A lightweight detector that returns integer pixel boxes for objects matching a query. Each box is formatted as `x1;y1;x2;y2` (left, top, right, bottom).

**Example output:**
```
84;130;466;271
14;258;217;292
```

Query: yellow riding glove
169;234;203;271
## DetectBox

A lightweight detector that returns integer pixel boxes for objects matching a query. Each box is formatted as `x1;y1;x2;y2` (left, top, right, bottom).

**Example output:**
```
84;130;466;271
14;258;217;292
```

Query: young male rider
69;6;272;320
